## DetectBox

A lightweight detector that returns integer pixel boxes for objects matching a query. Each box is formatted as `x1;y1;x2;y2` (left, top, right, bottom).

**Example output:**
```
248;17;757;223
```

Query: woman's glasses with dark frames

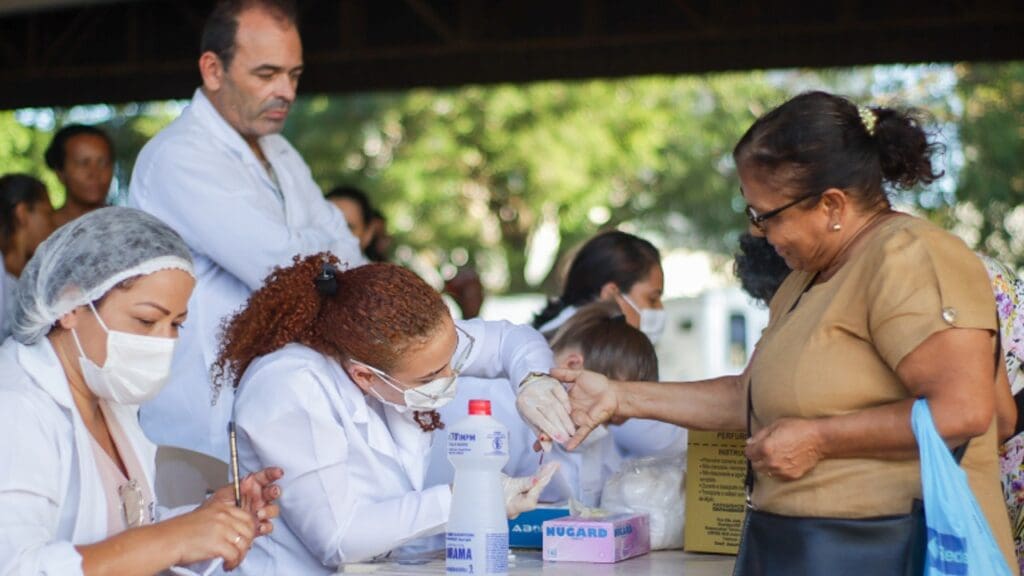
744;191;824;232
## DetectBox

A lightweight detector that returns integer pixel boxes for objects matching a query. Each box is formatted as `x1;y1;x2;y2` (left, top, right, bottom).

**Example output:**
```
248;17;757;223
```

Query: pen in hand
229;422;241;507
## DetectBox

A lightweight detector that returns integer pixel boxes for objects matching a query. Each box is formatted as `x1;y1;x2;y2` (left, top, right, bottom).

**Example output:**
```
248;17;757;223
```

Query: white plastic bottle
446;399;509;575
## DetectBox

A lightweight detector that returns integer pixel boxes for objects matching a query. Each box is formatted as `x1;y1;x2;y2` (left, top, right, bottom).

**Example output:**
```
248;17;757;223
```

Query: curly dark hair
733;232;791;306
213;254;449;391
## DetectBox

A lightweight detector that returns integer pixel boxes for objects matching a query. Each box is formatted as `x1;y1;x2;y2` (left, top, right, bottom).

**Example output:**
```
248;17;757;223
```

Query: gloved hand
516;374;576;451
502;462;560;519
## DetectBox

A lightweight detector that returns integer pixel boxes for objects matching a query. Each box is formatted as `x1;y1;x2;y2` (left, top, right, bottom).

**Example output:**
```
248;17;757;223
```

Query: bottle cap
468;399;491;415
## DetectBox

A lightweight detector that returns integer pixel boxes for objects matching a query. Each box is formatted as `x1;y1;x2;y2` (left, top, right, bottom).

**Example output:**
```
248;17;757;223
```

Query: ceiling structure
1;0;1023;109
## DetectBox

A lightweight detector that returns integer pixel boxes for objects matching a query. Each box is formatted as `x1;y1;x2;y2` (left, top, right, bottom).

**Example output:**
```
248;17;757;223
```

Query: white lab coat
0;338;200;575
128;88;365;461
232;318;553;575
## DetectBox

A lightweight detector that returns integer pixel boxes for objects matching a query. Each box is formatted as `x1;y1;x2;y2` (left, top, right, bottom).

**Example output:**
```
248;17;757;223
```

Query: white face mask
623;294;667;345
355;361;459;412
71;302;177;405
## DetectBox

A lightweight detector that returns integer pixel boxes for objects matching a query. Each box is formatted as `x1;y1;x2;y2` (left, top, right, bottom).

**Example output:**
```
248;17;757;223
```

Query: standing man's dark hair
201;0;298;70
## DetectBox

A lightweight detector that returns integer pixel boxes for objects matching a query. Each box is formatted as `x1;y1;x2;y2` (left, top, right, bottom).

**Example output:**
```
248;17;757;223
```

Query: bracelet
519;371;552;389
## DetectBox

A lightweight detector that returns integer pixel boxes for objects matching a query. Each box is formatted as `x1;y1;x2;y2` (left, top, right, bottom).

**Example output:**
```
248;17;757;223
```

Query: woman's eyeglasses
745;191;824;232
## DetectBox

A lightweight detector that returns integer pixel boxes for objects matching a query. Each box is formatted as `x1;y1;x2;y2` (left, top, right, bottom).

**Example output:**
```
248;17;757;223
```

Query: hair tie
858;106;877;137
314;263;338;296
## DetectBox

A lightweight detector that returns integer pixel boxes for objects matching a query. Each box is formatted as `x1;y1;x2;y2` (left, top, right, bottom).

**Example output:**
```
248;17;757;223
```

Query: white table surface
337;549;735;575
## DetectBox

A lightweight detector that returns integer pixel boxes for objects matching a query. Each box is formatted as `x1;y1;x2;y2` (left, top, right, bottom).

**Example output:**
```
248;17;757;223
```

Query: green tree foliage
7;64;1021;290
285;74;786;292
953;62;1024;268
0;111;61;204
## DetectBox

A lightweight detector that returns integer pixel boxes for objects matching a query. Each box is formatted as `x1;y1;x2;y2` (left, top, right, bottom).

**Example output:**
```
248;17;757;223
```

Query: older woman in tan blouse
557;91;1015;573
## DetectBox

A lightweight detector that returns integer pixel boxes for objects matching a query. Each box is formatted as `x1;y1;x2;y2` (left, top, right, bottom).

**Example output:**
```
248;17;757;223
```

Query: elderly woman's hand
745;417;825;481
551;368;621;450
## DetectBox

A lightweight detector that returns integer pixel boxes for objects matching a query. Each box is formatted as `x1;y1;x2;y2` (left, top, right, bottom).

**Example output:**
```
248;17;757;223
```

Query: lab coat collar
188;88;290;166
332;361;431;489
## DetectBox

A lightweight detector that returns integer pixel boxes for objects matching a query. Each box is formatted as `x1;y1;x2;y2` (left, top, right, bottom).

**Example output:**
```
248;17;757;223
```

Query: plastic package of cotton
599;456;685;550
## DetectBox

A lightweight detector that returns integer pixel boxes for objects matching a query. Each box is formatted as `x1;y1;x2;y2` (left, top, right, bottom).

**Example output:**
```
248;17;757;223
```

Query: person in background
561;91;1016;572
45;124;114;229
128;0;364;461
325;185;374;253
365;208;393;262
443;266;485;320
0;207;281;576
532;230;684;461
0;174;53;340
983;256;1024;574
212;254;568;573
428;301;659;506
534;231;666;343
733;231;790;306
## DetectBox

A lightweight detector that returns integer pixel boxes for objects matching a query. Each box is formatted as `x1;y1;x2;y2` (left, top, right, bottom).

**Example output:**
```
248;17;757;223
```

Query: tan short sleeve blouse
747;214;1014;566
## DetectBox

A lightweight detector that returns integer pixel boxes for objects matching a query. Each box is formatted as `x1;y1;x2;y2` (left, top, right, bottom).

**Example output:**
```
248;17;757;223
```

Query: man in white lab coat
128;0;365;460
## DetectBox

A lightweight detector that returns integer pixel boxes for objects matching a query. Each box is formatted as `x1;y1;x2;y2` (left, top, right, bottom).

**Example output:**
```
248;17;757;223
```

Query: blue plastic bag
911;398;1012;576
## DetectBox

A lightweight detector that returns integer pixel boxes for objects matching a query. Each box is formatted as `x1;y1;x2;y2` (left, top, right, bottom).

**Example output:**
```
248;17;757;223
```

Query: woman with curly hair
214;254;565;574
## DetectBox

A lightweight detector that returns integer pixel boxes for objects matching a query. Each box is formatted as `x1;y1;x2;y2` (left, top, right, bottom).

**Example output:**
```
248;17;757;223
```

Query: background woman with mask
213;255;565;574
0;207;282;576
533;230;666;342
533;230;683;461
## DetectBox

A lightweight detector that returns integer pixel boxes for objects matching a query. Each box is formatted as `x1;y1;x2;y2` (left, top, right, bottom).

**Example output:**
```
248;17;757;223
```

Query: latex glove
516;375;575;450
550;367;620;451
503;462;560;519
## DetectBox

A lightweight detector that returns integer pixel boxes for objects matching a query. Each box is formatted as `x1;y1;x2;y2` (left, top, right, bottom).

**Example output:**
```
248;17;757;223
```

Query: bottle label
486;532;509;573
446;530;509;574
447;430;508;457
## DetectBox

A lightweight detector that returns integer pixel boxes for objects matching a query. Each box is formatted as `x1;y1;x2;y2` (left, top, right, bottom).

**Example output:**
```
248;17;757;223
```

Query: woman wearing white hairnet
0;207;282;576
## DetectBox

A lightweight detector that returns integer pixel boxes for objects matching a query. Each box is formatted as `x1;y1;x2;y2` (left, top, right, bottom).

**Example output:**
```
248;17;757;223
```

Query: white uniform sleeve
0;391;85;576
456;319;554;390
237;368;450;566
130;138;365;291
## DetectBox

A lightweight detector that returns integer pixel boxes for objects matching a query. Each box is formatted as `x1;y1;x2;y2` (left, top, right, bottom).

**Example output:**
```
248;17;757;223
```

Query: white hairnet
12;206;194;344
